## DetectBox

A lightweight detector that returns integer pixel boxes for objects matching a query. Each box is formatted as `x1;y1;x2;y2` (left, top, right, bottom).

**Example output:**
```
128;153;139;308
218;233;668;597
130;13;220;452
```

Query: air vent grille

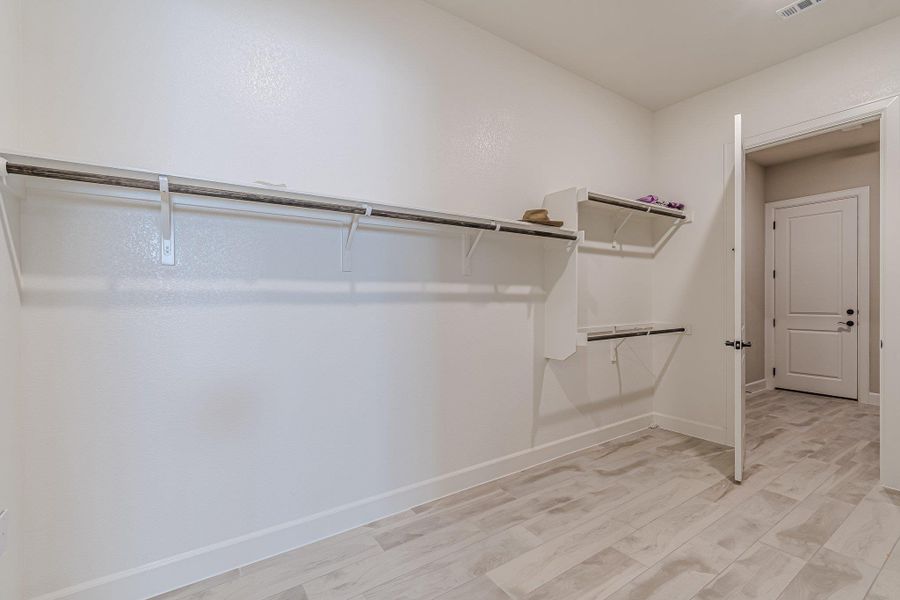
778;0;826;19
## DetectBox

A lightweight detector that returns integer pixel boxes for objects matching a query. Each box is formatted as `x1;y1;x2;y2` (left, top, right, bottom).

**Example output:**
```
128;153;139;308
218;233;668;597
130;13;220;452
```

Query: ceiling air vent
778;0;826;19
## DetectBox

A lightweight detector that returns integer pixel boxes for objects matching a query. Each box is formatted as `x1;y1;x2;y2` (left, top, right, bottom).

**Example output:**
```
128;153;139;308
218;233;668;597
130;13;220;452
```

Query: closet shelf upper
582;192;686;220
0;152;578;242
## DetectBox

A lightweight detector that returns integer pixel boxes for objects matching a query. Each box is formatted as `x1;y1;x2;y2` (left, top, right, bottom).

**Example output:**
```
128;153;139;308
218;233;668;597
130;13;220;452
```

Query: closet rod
3;162;579;241
586;327;686;342
586;192;686;219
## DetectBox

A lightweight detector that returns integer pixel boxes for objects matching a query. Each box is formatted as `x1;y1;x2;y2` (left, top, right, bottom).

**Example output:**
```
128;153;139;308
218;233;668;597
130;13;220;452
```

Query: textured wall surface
16;2;654;598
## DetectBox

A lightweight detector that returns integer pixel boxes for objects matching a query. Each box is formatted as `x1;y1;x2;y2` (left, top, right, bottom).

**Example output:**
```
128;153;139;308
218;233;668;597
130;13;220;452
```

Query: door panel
733;114;745;483
774;197;857;398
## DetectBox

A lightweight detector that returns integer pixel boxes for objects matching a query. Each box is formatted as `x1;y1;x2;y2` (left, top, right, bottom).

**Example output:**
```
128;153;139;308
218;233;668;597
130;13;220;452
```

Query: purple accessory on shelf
636;194;684;211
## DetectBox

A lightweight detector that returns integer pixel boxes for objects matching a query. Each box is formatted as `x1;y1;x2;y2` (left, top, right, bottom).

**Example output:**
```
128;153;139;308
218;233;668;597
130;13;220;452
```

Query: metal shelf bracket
462;222;499;276
159;175;175;266
342;204;371;272
611;211;636;250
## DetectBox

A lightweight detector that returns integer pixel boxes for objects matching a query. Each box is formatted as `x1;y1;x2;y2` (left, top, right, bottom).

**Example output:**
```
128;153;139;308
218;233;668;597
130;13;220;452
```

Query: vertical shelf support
342;204;370;272
0;158;23;296
159;175;175;266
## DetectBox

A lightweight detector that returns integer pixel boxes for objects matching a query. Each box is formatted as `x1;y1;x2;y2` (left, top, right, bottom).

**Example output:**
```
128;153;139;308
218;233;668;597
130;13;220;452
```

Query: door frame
741;95;900;491
764;187;870;402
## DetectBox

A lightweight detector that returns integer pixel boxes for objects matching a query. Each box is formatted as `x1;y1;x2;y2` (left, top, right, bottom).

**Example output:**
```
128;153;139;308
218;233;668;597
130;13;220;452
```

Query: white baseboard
653;412;730;446
31;413;654;600
861;392;880;406
745;379;769;395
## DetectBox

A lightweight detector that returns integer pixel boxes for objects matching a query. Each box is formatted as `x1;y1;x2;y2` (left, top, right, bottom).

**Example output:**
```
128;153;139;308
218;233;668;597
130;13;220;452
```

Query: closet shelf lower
585;327;686;342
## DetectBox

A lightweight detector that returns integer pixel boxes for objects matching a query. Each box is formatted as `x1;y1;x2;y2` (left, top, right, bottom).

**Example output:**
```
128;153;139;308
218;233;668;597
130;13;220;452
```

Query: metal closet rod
3;163;578;241
586;327;686;342
586;192;686;220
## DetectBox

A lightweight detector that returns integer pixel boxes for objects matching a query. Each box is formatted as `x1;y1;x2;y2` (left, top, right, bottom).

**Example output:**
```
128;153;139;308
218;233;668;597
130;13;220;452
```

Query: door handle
838;321;855;327
725;340;752;349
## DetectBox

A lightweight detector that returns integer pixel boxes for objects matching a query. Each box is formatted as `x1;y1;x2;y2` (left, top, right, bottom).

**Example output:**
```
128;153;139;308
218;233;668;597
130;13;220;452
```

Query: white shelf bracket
611;211;635;250
159;175;175;266
342;204;370;272
462;223;496;276
608;325;634;363
652;212;693;255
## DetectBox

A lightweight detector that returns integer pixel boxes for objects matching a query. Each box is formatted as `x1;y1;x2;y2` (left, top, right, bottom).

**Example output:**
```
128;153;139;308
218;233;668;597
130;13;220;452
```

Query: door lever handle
838;321;855;327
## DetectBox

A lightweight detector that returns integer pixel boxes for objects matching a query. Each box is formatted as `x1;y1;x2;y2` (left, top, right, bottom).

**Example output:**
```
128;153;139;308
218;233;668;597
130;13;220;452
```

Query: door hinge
773;318;776;327
773;367;776;376
773;269;776;278
773;220;776;230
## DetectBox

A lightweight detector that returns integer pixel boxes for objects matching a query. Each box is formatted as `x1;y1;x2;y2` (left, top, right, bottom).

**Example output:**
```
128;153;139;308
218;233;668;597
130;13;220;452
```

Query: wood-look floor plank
361;526;540;600
692;542;805;600
865;568;900;600
761;493;856;560
765;458;838;501
487;515;634;597
519;547;644;600
519;483;633;542
605;537;734;600
432;576;511;600
776;547;879;600
303;521;485;600
261;584;308;600
609;476;712;529
612;496;729;566
824;487;900;569
471;480;592;534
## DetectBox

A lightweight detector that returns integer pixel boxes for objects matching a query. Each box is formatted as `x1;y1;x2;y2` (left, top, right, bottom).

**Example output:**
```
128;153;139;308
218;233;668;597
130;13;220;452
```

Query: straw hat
520;208;564;227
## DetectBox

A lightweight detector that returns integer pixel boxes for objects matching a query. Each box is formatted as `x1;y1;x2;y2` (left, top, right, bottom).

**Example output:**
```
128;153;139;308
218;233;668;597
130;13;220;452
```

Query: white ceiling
425;0;900;110
749;120;880;166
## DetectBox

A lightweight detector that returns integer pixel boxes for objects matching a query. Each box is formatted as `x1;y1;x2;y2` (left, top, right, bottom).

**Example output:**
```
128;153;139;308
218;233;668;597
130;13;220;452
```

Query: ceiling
425;0;900;110
749;120;880;166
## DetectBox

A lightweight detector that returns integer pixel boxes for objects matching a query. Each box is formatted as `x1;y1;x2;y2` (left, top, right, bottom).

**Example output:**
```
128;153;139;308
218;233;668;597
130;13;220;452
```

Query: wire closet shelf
585;327;686;342
0;154;579;242
584;192;686;220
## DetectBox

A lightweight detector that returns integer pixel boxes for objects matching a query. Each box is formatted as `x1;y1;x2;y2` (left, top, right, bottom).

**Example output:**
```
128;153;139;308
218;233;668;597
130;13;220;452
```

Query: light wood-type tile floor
154;390;899;600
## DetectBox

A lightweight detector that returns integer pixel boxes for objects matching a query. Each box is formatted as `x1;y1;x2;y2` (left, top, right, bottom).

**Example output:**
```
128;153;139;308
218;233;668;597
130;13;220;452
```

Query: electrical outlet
0;510;7;557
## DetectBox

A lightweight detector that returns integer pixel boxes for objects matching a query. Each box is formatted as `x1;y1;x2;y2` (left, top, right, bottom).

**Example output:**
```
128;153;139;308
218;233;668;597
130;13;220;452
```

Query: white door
774;196;858;398
732;114;746;483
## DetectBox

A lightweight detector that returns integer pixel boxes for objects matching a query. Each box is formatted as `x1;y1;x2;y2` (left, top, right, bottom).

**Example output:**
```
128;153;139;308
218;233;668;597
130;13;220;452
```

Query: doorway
729;98;900;487
766;188;869;400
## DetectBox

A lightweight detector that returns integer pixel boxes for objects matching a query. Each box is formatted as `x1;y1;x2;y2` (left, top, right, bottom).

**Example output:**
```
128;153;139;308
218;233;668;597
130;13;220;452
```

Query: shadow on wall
19;189;561;590
538;335;684;433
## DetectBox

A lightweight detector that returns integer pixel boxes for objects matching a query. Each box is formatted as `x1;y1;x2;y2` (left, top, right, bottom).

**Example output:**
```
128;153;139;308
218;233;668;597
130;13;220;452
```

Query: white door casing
769;191;866;400
732;114;746;483
741;95;899;490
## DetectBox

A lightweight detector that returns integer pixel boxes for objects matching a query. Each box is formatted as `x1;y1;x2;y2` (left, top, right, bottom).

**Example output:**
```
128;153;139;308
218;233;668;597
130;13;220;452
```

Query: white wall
0;0;22;598
16;2;654;599
652;16;900;445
